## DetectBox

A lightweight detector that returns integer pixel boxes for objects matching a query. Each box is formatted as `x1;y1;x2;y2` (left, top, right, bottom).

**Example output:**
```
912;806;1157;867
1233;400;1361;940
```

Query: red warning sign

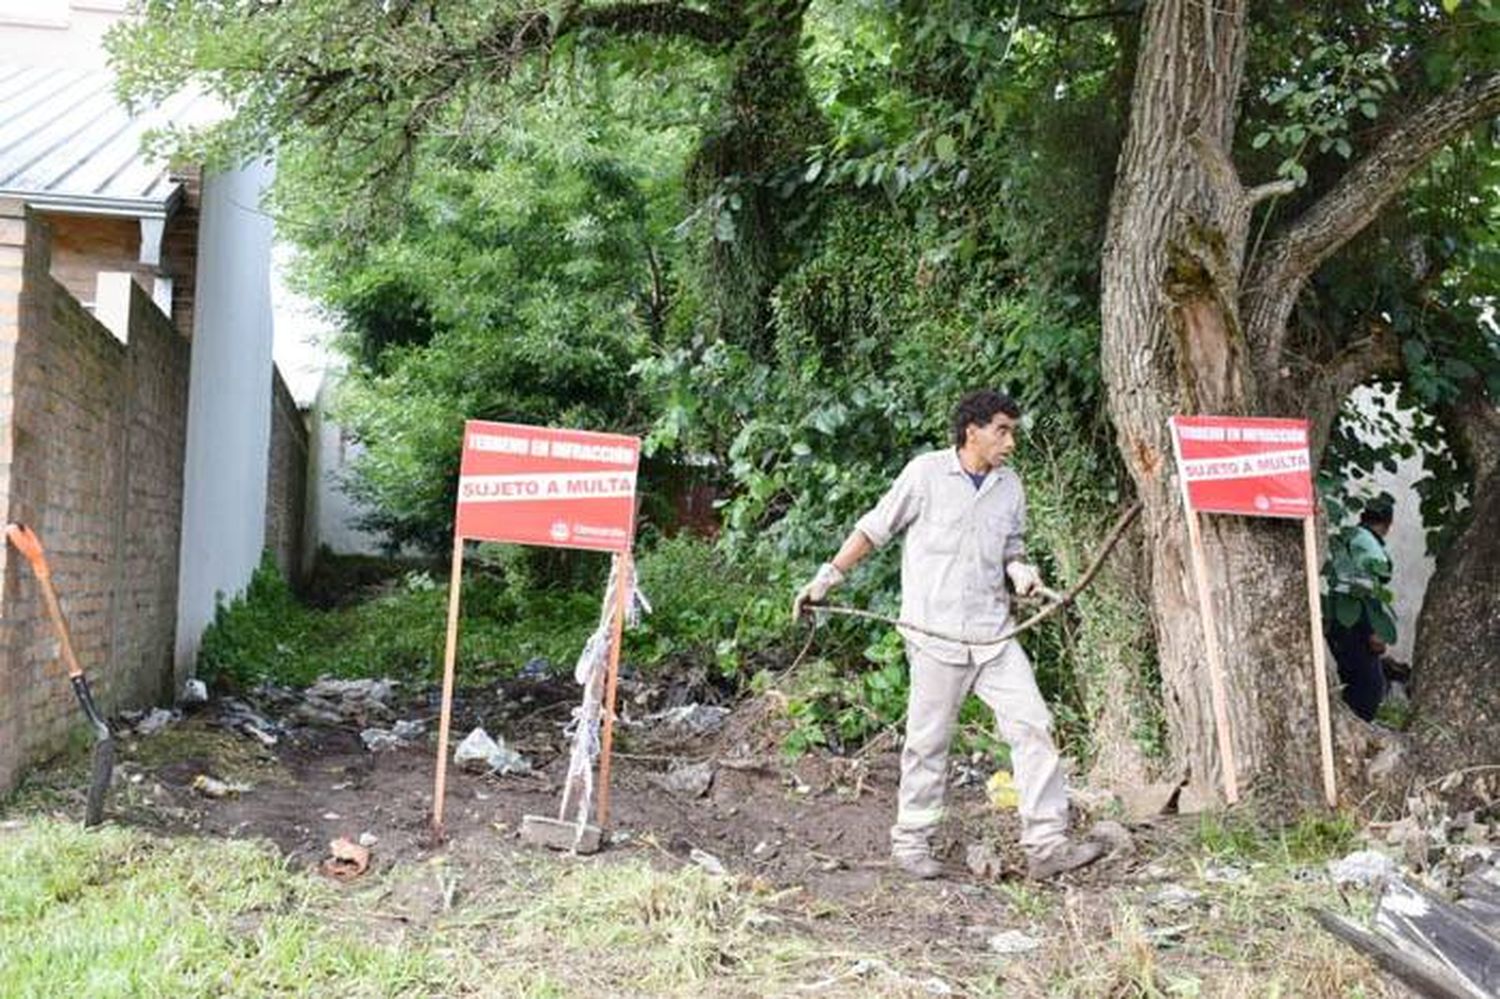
455;421;640;552
1168;416;1313;519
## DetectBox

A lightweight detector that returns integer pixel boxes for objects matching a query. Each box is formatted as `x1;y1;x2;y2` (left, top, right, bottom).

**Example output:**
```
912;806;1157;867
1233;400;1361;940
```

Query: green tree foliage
280;91;698;549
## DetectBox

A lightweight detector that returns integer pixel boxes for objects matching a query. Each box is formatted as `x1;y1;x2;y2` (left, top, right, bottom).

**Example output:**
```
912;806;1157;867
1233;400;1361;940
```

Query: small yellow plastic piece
987;769;1019;810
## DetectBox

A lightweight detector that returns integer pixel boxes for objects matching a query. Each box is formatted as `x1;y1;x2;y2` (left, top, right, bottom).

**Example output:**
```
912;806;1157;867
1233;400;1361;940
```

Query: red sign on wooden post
1168;416;1313;519
455;421;641;551
433;420;641;833
1166;413;1336;810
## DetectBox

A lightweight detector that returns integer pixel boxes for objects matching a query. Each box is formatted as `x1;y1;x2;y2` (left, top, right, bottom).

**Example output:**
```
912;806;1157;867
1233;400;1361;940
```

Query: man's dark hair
1360;494;1395;528
951;389;1021;448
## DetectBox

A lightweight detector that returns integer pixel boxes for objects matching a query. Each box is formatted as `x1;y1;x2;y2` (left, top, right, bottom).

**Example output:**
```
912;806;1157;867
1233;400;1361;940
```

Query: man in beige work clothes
793;389;1104;880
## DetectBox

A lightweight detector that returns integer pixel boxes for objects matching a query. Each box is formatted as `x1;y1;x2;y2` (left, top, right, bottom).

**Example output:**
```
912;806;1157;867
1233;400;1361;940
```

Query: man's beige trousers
890;639;1069;861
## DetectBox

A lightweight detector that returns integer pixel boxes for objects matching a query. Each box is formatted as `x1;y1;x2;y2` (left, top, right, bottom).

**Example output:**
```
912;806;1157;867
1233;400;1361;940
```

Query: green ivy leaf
934;134;957;164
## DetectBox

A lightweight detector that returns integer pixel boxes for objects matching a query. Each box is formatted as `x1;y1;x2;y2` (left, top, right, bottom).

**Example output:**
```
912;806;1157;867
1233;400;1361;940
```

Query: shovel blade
84;737;114;827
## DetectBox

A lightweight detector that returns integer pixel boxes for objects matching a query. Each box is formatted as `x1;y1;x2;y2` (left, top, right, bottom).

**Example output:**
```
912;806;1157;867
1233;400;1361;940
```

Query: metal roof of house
0;65;210;219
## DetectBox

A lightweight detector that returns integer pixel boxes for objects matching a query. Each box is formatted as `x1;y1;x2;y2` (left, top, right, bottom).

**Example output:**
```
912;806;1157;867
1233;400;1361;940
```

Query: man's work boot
1026;839;1105;881
893;852;943;880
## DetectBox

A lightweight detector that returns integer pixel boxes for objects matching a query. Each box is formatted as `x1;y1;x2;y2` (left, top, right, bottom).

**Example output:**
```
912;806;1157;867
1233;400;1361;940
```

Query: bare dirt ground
9;665;1416;997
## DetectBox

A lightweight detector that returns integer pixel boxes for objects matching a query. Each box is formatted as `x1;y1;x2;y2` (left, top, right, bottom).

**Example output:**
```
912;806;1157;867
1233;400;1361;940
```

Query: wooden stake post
1182;509;1240;805
430;421;641;836
431;538;466;832
1303;515;1338;807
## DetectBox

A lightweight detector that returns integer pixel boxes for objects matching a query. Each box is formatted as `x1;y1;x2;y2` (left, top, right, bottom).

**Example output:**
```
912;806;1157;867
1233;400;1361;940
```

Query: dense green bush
198;552;599;688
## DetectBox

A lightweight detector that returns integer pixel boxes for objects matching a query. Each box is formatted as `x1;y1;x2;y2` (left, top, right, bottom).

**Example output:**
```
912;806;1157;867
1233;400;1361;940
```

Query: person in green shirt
1325;496;1395;721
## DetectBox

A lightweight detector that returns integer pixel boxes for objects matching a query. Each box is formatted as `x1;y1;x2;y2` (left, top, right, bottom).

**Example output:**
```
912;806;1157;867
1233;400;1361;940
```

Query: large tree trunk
688;0;824;354
1411;397;1500;773
1101;0;1325;803
1101;0;1500;806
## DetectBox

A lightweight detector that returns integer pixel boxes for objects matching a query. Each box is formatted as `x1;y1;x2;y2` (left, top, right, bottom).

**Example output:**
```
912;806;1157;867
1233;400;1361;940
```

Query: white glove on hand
1006;561;1043;597
792;562;845;623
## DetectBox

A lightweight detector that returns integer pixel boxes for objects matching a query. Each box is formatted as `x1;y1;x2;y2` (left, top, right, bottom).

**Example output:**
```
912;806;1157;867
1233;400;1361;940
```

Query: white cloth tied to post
559;554;649;847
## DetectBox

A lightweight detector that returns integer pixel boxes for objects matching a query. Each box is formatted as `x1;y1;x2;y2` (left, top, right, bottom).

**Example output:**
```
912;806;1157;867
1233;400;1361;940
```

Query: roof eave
0;184;183;221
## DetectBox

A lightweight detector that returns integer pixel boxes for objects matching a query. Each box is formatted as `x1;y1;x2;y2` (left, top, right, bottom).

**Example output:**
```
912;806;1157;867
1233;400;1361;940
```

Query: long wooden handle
5;523;85;680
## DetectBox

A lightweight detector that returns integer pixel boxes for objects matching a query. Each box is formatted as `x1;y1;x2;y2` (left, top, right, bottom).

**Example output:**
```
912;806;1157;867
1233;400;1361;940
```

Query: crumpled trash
650;760;714;798
321;837;371;880
454;727;532;774
218;698;283;747
192;774;250;798
987;770;1019;810
987;930;1040;956
181;679;209;705
1148;884;1202;911
1328;848;1399;888
361;728;403;752
126;707;177;736
648;704;730;739
297;677;397;726
689;848;727;876
360;718;426;752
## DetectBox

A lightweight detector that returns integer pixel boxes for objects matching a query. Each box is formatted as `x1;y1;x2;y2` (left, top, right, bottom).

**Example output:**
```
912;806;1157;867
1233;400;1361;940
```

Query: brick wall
0;203;189;793
264;367;309;584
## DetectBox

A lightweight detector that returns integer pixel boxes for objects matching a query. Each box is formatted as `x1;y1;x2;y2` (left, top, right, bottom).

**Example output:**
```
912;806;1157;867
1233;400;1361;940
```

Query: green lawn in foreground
0;820;445;998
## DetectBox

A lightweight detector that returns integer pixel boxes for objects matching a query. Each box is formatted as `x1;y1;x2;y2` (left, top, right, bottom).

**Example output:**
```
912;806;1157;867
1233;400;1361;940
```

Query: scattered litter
323;811;341;821
920;978;955;996
1328;849;1398;888
966;842;1005;880
297;677;397;726
218;698;283;747
360;728;405;752
181;678;209;705
358;832;379;848
987;770;1019;810
131;708;177;736
1202;862;1247;884
360;717;425;752
987;930;1040;956
1148;884;1202;911
648;703;730;739
321;837;371;880
453;727;532;774
752;840;778;860
191;775;250;799
1130;862;1172;884
650;760;715;798
690;848;727;876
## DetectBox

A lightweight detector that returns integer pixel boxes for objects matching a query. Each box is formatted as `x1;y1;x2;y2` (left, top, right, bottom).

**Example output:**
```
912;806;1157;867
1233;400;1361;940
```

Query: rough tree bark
1101;0;1500;804
1411;396;1500;774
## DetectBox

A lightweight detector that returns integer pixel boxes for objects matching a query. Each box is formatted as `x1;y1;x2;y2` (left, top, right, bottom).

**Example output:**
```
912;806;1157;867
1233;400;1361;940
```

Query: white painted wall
173;161;277;680
306;373;390;560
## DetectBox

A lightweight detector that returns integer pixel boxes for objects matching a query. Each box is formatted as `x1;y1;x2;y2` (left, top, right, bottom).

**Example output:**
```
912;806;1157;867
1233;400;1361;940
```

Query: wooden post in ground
430;537;466;832
1184;510;1240;805
1303;515;1338;807
596;551;631;828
